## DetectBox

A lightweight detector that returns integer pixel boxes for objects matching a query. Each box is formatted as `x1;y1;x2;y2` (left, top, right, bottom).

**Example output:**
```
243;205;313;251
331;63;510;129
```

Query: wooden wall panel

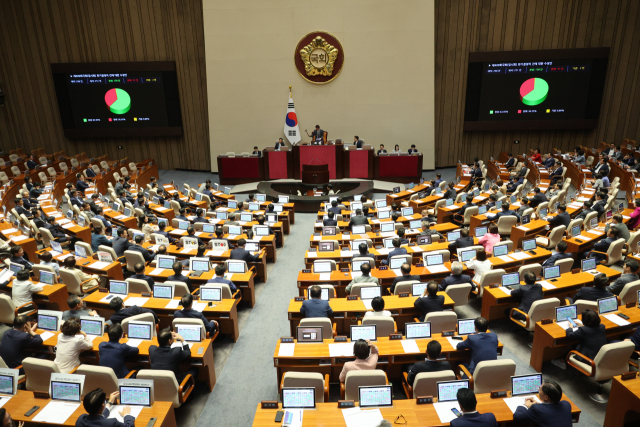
435;0;640;167
0;0;209;171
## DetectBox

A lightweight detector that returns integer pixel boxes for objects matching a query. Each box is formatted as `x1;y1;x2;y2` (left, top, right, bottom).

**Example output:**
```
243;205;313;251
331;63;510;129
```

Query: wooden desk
509;219;549;249
604;374;640;427
481;265;620;321
83;291;240;342
252;394;580;427
530;304;640;372
6;281;70;311
0;222;38;263
308;225;459;248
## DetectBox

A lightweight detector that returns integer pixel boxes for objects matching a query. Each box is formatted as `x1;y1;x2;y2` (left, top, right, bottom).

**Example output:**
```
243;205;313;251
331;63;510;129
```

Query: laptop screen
177;325;202;342
273;204;284;212
501;272;520;286
582;258;596;272
447;231;461;242
178;220;189;230
351;325;377;341
496;201;502;209
240;213;253;222
352;259;371;272
522;239;536;251
255;227;270;236
255;194;266;202
475;227;487;237
511;374;543;396
51;381;81;402
296;327;323;343
360;286;381;300
323;227;336;235
248;203;260;211
359;385;393;408
412;283;428;296
354;194;362;201
153;285;173;299
571;225;581;237
383;238;395;249
217;211;228;220
458;319;476;335
39;270;55;285
380;222;395;233
544;266;561;280
445;198;453;206
128;322;152;340
80;318;103;336
389;257;405;269
110;281;128;295
245;242;259;252
75;245;87;258
351;202;363;211
313;262;332;273
493;244;508;257
539;208;547;218
478;205;487;215
38;313;59;332
228;200;237;209
119;385;152;406
0;374;14;395
402;207;414;216
157;218;168;228
437;380;469;402
459;249;476;262
352;225;366;235
590;218;598;228
375;200;387;209
278;196;289;203
282;388;315;409
405;322;431;339
426;254;444;266
202;224;215;233
227;261;245;273
190;258;210;272
227;225;242;235
556;305;577;322
598;296;618;314
157;256;175;270
377;210;390;220
409;220;422;229
417;235;431;245
200;286;222;301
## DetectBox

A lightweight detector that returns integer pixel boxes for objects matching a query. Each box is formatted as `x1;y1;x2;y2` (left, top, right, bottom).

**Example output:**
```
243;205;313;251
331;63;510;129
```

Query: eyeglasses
394;414;407;425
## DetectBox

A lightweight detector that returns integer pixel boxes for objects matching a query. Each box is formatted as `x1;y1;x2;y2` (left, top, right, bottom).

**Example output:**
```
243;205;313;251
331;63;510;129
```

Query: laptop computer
350;325;377;341
511;374;543;397
597;296;618;314
282;387;316;409
405;322;431;339
437;380;469;402
296;326;323;343
359;385;393;408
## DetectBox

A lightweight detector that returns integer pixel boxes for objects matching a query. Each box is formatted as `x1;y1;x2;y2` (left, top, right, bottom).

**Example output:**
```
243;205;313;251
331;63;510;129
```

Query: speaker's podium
263;146;293;180
301;164;329;184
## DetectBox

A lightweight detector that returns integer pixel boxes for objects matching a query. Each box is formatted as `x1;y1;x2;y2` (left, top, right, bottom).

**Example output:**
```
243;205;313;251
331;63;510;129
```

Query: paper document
10;235;28;242
193;302;207;312
509;252;531;260
124;297;149;307
306;252;317;258
251;236;263;242
391;268;403;277
427;265;449;274
0;396;11;409
380;232;396;238
498;287;512;296
88;261;110;270
446;336;463;349
340;250;353;257
278;343;295;357
411;246;424;252
503;395;540;413
57;253;74;261
149;268;165;276
62;223;75;229
206;250;224;257
180;248;193;253
107;405;144;423
341;234;351;240
377;248;390;255
283;409;304;427
556;321;579;330
32;401;81;424
350;271;361;278
343;408;383;427
362;299;373;310
39;331;55;342
586;229;601;235
313;236;322;241
516;226;529;231
329;342;355;357
165;299;180;309
401;339;420;354
603;313;631;326
497;255;514;262
318;273;331;281
171;342;194;349
126;339;142;348
433;401;462;423
1;228;17;234
539;281;557;290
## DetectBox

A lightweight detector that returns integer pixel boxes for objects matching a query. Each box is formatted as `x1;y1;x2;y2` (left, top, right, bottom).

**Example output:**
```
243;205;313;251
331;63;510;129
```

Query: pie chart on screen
105;88;131;114
520;78;548;106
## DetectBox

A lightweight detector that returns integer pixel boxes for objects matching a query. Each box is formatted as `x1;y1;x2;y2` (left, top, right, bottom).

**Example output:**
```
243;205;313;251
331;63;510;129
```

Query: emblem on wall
295;32;344;84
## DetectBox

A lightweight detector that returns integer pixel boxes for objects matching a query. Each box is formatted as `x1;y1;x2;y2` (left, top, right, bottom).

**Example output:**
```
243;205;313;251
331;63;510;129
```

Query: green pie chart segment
105;88;131;114
520;78;548;106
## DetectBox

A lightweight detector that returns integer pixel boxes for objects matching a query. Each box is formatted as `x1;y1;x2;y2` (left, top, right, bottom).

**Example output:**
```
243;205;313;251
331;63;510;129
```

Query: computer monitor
176;325;202;342
619;202;624;212
200;286;222;302
77;215;86;227
409;220;422;230
475;227;487;237
389;257;405;269
412;283;428;296
416;235;432;245
228;200;237;209
282;388;316;409
377;210;390;220
522;239;536;251
296;327;323;343
39;270;55;285
156;255;175;270
543;266;561;280
195;193;203;202
51;241;63;254
245;242;260;252
597;296;618;314
127;321;153;340
119;384;152;407
352;225;366;235
359;385;393;408
227;225;242;235
405;322;431;339
496;200;503;210
571;225;581;237
590;218;598;229
436;188;443;195
278;196;289;203
501;272;520;287
511;374;543;397
539;208;547;219
459;249;477;263
273;204;284;212
555;305;578;322
426;253;444;266
581;258;597;272
227;261;245;273
190;257;210;272
66;210;74;219
380;222;395;233
123;207;132;218
445;199;454;207
202;224;215;233
402;207;414;217
248;203;260;211
510;195;517;204
177;220;189;230
351;202;363;212
437;380;470;402
351;325;377;341
457;319;476;335
153;284;174;299
109;280;128;295
354;194;362;202
317;242;333;252
313;261;332;273
217;211;228;220
240;213;253;222
493;244;508;257
447;231;461;242
393;187;401;194
352;259;371;272
384;239;396;251
38;311;61;332
328;196;338;204
307;288;329;301
521;215;530;224
0;373;15;396
80;316;104;337
74;244;87;259
360;286;382;300
266;214;278;223
375;200;387;209
322;227;337;236
478;205;487;215
255;194;266;202
157;218;168;228
50;380;81;402
351;240;369;251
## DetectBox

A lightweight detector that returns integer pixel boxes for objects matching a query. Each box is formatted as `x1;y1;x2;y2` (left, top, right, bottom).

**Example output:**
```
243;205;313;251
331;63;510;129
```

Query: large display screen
51;61;183;137
464;48;609;130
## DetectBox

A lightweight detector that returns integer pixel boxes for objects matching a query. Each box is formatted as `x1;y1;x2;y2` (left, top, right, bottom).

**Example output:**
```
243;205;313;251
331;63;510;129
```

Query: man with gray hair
349;209;369;227
439;261;475;292
418;221;442;240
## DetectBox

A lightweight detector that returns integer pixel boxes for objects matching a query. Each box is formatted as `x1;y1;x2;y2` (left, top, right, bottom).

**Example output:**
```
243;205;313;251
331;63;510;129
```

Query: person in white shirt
465;248;492;282
54;317;93;373
39;251;60;275
364;296;392;318
11;269;43;307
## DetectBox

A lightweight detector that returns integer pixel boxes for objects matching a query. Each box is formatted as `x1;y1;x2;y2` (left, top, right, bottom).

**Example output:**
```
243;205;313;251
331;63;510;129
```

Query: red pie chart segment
104;88;131;114
105;89;118;107
520;78;549;106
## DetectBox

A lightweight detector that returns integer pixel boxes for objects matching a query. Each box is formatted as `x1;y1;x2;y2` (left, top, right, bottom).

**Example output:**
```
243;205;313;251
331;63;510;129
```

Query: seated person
439;261;475;292
63;256;100;291
443;182;456;200
174;294;218;336
418;221;442;240
529;188;547;208
54;317;94;373
149;329;198;383
300;285;333;318
451;388;498;427
363;296;391;318
576;200;594;220
362;206;374;218
606;259;640;295
478;223;500;254
230;238;262;263
322;211;337;226
458;195;476;217
130;262;155;290
112;227;132;257
327;200;342;216
390;263;420;294
128;234;155;262
11;269;43;307
414;281;444;322
510;272;543;321
542;241;573;267
350;242;375;263
570;273;612;303
553;309;606;369
192;208;208;224
349;209;369;227
76;388;134;427
447;228;474;254
406;340;451;385
396;227;410;245
0;315;43;373
63;295;98;321
185;226;204;247
338;339;378;383
108;296;159;325
10;246;33;270
98;323;140;379
345;262;378;294
167;262;193;292
206;264;239;296
456;317;498;376
491;202;517;220
513;381;572;427
627;325;640;352
383;237;407;265
465;248;492;282
605;213;630;242
90;226;111;252
548;204;570;228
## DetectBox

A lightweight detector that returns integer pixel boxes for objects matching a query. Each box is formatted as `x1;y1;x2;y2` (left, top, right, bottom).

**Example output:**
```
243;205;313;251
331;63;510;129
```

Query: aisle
195;212;316;426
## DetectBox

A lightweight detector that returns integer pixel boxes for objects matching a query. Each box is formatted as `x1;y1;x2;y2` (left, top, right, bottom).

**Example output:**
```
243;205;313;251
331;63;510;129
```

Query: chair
445;284;472;307
426;199;446;217
122;313;158;337
341;370;388;401
474;269;506;298
457;360;516;393
126;278;152;294
11;166;21;177
402;370;455;399
623;231;640;256
534;202;549;219
76;241;94;257
99;246;120;263
454;207;478;226
124;250;146;272
566;341;635;402
424;312;457;334
136;370;195;408
163;281;191;298
59;268;99;296
509;298;560;331
23;357;61;391
555;257;574;274
393;280;420;295
619;280;640;305
350;284;380;298
313;284;336;298
496;216;517;236
280;372;329;403
566;219;584;234
571;300;598;313
172;318;210;340
535;226;567;249
584;212;599;230
518;263;542;281
299;318;336;339
0;172;9;185
32;265;57;282
75;365;132;397
591;238;625;266
361;317;396;338
0;357;25;383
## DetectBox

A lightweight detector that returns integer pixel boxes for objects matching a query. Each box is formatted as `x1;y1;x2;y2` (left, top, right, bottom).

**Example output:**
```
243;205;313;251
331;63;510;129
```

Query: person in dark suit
529;188;547;208
98;323;139;379
88;194;101;214
275;138;285;150
628;325;640;351
69;189;83;207
353;136;363;148
192;209;207;224
456;317;498;375
76;174;90;196
414;281;444;322
569;273;613;303
510;272;543;322
592;192;607;218
492;203;517;221
13;197;31;219
127;235;155;262
548;204;570;228
300;285;333;318
251;146;262;157
149;329;199;383
448;229;474;254
75;388;133;427
206;264;239;296
505;176;522;194
458;195;476;217
174;294;218;336
351;242;376;263
185;226;204;247
327;200;342;216
451;388;498;427
155;221;176;243
112;228;132;257
592;157;609;177
108;297;159;325
606;258;640;295
576;200;594;221
0;315;43;373
504;153;516;168
130;262;154;290
26;154;38;170
383;237;408;265
439;262;475;292
513;381;572;427
408;144;418;154
230;238;262;263
377;144;387;155
29;182;43;199
390;263;420;294
94;207;112;232
42;216;68;243
564;309;607;364
543;153;556;169
590;226;619;264
349;209;370;227
91;226;111;253
444;182;457;200
542;241;573;267
406;340;451;385
85;165;97;178
471;163;483;182
9;246;33;270
167;262;193;292
323;211;338;226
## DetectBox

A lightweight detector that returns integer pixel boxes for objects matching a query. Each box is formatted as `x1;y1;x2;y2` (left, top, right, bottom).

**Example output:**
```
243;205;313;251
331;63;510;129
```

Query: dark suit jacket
252;150;262;157
323;219;338;226
76;180;90;195
349;215;370;226
494;210;517;220
174;308;216;334
542;252;573;267
529;193;547;208
112;236;132;257
511;283;543;313
459;203;476;217
566;324;606;360
450;412;498;427
91;233;111;252
0;329;43;368
98;340;139;378
129;244;154;262
328;206;342;215
544;157;556;169
300;298;333;318
630;326;640;351
230;247;260;263
26;159;38;169
414;295;444;322
592;200;606;217
440;274;474;291
548;212;571;228
444;188;457;200
9;256;32;270
505;158;516;167
513;400;572;427
573;286;613;302
149;343;193;382
110;306;159;325
354;140;363;148
390;274;421;294
75;408;135;427
456;332;498;373
386;247;408;265
406;359;451;385
167;274;193;292
130;273;154;289
448;236;475;253
606;273;640;295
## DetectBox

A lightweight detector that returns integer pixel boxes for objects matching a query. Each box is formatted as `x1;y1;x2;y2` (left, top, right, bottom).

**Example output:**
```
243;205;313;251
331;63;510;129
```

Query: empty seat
341;370;388;401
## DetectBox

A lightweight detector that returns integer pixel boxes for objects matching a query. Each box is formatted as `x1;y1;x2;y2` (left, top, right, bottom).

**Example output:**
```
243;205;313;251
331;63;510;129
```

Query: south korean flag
284;93;301;145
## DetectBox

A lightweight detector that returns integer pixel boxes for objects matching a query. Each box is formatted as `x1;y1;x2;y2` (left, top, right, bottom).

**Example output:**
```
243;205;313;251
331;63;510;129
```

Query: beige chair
349;283;379;298
124;250;146;272
361;317;397;338
0;356;25;383
555;257;574;274
572;300;598;314
126;278;152;294
619;280;640;305
0;295;30;326
591;238;625;266
496;216;517;236
426;199;446;217
75;365;129;397
445;284;472;307
163;281;191;298
76;241;94;257
455;206;478;226
534;202;549;219
393;280;420;295
535;226;566;249
402;370;455;399
280;372;329;403
457;359;516;393
518;263;542;281
299;318;336;339
122;313;158;337
136;369;195;408
474;269;506;298
59;268;99;296
341;370;388;401
510;298;560;332
202;283;240;300
566;218;584;234
99;245;120;262
23;357;61;391
171;318;209;340
623;231;640;256
567;341;635;402
32;265;57;282
584;211;599;230
424;312;457;334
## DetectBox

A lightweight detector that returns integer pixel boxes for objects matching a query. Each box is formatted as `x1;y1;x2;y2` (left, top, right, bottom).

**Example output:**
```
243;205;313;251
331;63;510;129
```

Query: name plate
338;400;354;408
491;390;508;398
280;337;294;343
389;334;403;340
261;401;278;409
347;296;359;301
334;336;348;342
399;293;410;298
541;318;553;325
441;330;455;337
416;396;433;404
294;297;304;302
